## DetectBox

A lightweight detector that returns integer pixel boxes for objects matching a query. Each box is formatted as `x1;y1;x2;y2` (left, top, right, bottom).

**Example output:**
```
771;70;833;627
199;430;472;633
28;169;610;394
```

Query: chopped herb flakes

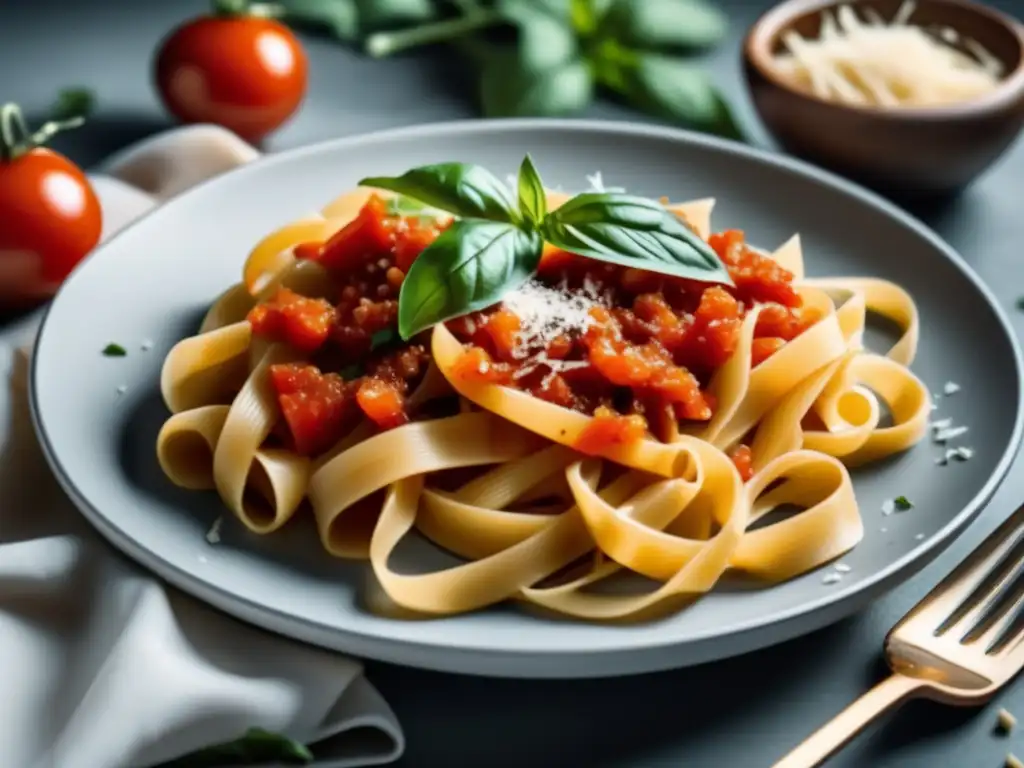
102;343;127;357
894;496;913;511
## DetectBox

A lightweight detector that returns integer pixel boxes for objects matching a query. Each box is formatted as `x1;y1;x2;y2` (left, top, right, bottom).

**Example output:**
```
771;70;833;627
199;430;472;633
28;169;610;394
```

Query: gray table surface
4;0;1024;765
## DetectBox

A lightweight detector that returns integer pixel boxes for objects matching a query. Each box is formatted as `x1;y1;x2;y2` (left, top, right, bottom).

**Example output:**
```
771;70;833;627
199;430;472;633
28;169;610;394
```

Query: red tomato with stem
154;0;308;144
0;103;102;307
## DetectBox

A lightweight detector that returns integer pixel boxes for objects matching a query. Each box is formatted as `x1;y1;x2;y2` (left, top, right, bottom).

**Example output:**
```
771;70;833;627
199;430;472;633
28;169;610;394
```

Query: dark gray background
3;0;1024;765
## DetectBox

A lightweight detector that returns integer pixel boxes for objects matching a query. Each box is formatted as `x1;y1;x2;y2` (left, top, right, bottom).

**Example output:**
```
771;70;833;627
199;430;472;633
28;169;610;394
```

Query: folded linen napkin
0;125;404;768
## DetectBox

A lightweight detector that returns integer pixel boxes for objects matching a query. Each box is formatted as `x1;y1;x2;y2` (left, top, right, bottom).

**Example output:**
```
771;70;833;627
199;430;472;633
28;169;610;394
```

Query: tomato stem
0;103;85;163
364;9;503;58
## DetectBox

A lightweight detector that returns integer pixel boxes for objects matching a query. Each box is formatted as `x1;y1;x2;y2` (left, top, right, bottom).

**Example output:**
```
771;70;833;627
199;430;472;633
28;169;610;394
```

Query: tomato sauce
448;229;819;451
247;195;818;462
248;195;440;455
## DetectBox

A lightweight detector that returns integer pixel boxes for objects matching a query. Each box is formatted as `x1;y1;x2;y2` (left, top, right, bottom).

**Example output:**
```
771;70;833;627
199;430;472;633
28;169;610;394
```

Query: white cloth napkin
0;126;404;768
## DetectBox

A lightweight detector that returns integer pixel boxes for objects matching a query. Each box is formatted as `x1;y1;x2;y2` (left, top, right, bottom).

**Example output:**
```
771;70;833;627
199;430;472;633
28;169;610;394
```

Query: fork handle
774;674;925;768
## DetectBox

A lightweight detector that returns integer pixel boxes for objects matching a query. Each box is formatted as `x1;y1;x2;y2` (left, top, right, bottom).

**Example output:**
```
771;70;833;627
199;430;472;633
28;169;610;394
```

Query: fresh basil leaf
497;1;579;72
278;0;360;40
361;163;518;223
540;193;732;285
499;0;570;23
517;155;547;227
481;55;593;117
605;52;744;140
102;343;126;357
598;0;727;51
398;219;543;339
152;727;313;767
568;0;614;35
356;0;435;30
385;194;430;216
51;87;94;122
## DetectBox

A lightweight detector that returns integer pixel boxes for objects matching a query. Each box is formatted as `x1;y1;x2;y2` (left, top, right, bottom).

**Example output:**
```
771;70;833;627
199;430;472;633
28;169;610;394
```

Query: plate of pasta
30;120;1023;677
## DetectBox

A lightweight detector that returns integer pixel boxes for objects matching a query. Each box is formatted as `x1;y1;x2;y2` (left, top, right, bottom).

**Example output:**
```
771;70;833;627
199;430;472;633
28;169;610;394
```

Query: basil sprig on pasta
360;156;733;340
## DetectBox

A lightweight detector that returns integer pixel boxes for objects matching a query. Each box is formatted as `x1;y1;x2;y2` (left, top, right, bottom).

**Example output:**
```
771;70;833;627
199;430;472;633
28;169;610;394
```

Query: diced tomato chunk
248;287;335;352
269;363;355;456
451;347;510;385
730;444;754;482
356;378;409;430
709;229;800;308
393;220;441;272
484;308;522;361
683;286;742;370
293;241;323;261
316;194;393;272
575;406;647;456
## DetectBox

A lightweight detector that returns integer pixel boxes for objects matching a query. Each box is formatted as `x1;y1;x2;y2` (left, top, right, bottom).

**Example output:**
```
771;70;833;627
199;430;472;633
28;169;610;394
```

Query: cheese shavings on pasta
774;1;1003;107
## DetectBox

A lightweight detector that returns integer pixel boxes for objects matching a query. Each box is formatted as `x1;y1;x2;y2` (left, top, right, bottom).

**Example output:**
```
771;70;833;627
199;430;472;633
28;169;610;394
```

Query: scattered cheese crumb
934;426;969;444
943;381;961;395
141;339;154;351
205;516;223;545
1006;753;1023;768
882;499;896;516
116;385;127;395
881;527;888;533
937;446;975;466
915;533;925;540
822;572;843;584
929;417;953;430
835;562;852;573
997;708;1017;734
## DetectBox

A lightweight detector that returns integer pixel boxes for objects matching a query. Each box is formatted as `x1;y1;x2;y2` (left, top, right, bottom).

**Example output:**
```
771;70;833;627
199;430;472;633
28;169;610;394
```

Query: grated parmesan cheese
998;708;1017;734
835;562;852;573
822;572;843;584
500;278;607;383
882;499;896;516
206;516;223;545
774;1;1004;108
943;381;961;395
934;425;969;444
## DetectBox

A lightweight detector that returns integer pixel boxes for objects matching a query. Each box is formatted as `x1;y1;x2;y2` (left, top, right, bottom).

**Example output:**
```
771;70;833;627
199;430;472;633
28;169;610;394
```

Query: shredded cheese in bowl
773;0;1004;107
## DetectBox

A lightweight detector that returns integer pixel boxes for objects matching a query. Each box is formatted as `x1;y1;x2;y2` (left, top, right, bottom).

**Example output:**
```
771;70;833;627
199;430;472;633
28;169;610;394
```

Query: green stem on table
212;0;282;18
0;103;84;163
363;9;504;58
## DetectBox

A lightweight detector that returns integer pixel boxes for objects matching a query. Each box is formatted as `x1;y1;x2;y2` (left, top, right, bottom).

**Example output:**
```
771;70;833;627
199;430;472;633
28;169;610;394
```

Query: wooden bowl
743;0;1024;197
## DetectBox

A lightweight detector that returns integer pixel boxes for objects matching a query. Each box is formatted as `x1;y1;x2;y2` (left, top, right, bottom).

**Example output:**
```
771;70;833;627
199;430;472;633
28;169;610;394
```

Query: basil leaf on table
602;51;744;140
398;219;543;339
496;2;580;73
361;163;519;223
541;193;733;285
568;0;613;35
517;155;547;228
152;727;313;767
50;87;94;121
481;56;594;117
278;0;360;40
598;0;727;51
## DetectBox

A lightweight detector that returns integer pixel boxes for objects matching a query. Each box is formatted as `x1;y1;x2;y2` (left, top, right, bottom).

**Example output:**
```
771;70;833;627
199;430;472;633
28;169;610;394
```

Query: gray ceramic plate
30;120;1024;678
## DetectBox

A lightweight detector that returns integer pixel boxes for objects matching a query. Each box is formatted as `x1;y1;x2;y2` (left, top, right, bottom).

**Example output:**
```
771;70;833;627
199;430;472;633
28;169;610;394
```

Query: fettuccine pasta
157;182;928;622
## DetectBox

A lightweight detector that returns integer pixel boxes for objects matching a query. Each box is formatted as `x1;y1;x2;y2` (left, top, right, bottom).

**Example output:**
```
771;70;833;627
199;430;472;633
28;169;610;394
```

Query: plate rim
28;118;1024;675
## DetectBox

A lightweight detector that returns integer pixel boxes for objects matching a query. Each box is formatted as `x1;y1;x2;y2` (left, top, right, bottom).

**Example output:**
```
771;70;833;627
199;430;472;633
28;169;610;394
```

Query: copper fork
776;502;1024;767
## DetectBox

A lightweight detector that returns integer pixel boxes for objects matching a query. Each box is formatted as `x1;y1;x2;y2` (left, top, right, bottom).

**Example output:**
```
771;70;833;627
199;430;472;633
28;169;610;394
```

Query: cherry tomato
0;105;102;307
154;3;308;144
